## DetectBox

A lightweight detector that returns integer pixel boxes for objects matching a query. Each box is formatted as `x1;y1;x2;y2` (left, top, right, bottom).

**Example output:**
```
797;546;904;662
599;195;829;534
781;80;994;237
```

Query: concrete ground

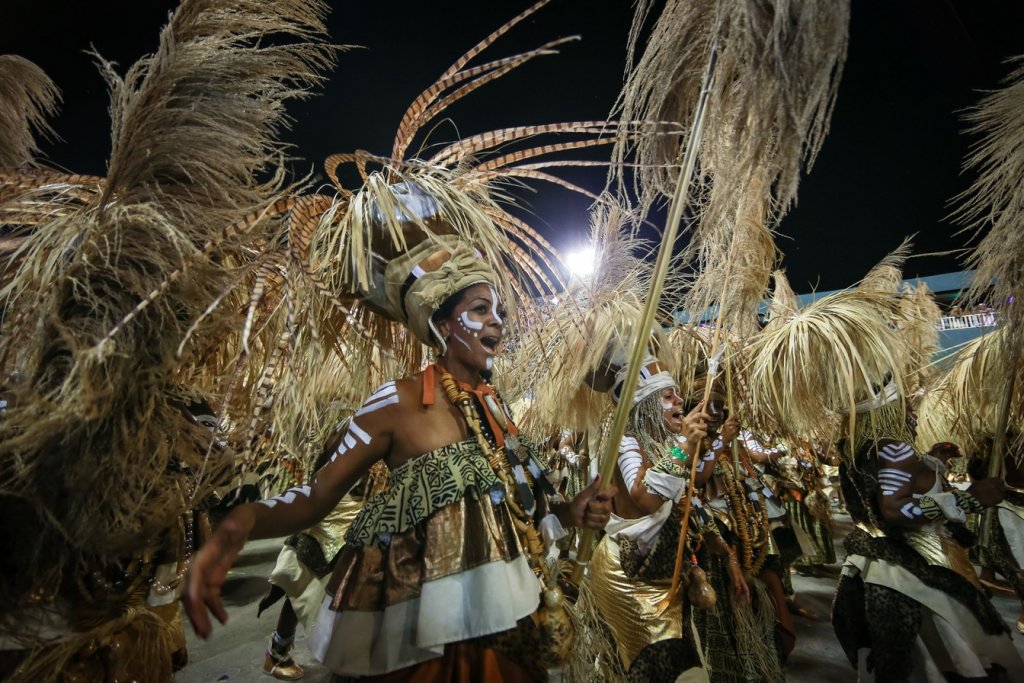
178;517;1024;682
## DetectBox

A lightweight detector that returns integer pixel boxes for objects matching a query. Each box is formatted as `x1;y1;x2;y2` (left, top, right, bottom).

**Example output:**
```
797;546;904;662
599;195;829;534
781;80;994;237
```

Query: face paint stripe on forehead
488;285;503;325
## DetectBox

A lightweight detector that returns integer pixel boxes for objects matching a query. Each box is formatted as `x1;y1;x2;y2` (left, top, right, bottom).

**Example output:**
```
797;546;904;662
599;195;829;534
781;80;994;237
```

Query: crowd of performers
3;1;1024;683
182;262;1024;683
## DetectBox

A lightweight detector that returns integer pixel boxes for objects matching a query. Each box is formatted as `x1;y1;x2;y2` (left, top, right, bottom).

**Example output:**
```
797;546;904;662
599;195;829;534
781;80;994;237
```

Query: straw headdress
0;0;334;663
744;288;910;449
507;199;671;439
915;328;1024;459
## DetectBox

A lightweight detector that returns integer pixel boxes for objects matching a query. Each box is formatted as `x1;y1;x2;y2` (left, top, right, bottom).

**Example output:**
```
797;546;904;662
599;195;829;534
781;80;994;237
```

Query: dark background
3;0;1023;293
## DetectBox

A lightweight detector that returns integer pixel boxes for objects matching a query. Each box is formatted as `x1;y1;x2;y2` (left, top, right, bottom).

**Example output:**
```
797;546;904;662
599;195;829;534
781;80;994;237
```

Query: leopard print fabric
978;513;1024;601
627;637;704;683
474;616;552;680
832;573;921;682
619;504;684;580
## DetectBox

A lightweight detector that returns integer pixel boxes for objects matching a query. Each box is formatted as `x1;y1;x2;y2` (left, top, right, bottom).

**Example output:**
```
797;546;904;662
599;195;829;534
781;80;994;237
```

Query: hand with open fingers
569;475;617;530
681;402;711;447
180;507;254;639
720;415;740;444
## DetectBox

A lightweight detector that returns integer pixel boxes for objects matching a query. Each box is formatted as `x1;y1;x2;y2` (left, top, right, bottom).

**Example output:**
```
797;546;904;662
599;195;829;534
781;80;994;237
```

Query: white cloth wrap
644;469;688;503
998;501;1024;568
309;554;540;676
843;553;1024;681
606;469;690;557
605;506;674;558
267;545;331;630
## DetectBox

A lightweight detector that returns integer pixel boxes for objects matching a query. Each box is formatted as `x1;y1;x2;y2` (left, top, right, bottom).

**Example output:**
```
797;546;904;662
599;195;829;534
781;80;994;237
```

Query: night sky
3;0;1023;293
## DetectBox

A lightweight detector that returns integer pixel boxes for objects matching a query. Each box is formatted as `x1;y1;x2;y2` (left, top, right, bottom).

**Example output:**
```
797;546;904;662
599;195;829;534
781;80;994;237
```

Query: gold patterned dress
307;439;544;680
588;439;710;681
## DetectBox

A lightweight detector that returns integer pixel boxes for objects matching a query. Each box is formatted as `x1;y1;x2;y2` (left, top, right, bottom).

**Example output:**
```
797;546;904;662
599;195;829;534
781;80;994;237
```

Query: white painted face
660;387;685;434
443;283;506;373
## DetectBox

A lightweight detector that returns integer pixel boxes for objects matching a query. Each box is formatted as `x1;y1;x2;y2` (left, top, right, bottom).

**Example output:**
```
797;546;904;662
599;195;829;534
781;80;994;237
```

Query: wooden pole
571;39;718;583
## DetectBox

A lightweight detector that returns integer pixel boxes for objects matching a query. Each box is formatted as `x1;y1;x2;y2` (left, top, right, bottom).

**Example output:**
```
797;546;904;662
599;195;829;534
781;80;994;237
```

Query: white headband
612;354;678;406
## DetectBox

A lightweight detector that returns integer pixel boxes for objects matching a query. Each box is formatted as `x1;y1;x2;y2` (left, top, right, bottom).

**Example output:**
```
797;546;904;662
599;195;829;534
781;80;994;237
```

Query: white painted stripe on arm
618;447;643;491
349;421;372;445
258;485;311;508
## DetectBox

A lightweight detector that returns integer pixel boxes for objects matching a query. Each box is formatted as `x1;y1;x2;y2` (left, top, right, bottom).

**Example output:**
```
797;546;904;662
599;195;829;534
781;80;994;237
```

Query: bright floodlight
565;245;596;279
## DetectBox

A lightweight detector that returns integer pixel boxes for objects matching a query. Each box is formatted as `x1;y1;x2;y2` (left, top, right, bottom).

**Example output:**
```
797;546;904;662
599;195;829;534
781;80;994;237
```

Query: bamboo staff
725;344;742;477
571;39;718;583
980;336;1019;547
664;281;730;601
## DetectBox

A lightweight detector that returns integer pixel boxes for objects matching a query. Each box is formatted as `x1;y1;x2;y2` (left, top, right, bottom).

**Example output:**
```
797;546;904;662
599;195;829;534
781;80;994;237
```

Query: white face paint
488;286;504;326
485;356;494;370
459;311;484;332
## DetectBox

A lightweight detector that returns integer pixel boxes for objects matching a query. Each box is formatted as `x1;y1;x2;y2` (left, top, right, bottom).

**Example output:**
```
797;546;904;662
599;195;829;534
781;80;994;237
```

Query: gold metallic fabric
904;526;983;589
328;495;522;612
305;496;364;566
588;535;682;670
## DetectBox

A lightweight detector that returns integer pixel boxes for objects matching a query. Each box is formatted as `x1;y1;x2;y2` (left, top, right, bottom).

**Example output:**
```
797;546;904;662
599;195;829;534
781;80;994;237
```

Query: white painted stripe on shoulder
356;394;399;416
366;382;397;402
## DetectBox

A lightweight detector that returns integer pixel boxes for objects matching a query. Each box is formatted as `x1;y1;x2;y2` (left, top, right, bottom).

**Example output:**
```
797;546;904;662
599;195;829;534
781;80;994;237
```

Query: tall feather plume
0;55;60;168
898;281;942;395
616;0;849;216
856;237;913;295
682;173;778;338
954;58;1024;346
614;0;849;371
0;0;333;642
